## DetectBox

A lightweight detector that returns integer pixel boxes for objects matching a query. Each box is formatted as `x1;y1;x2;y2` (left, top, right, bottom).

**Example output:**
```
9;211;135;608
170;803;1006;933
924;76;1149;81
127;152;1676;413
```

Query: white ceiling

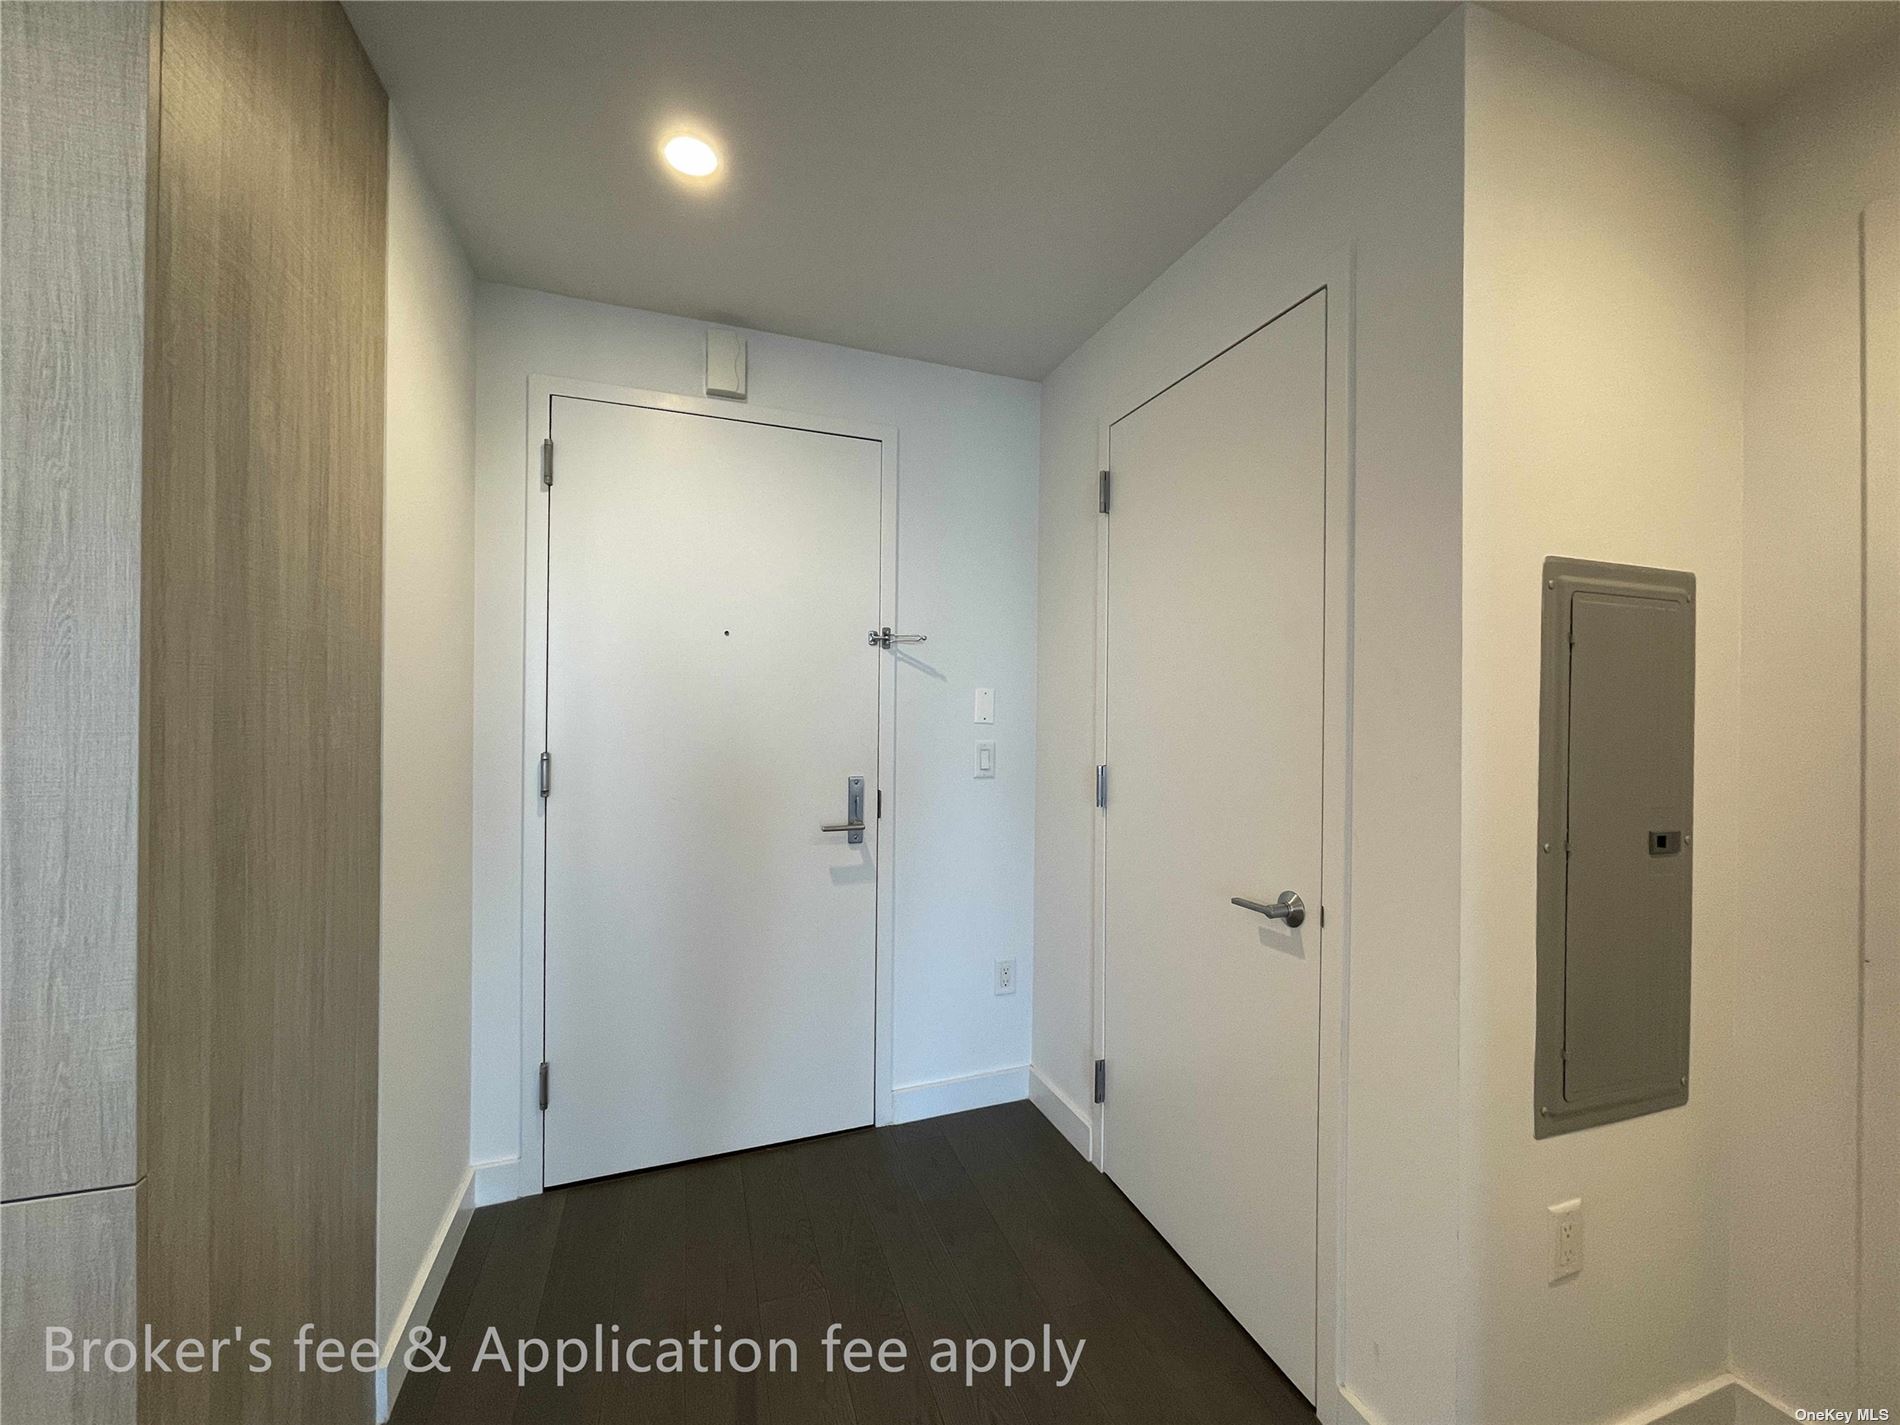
346;1;1452;379
1488;2;1900;122
346;2;1900;382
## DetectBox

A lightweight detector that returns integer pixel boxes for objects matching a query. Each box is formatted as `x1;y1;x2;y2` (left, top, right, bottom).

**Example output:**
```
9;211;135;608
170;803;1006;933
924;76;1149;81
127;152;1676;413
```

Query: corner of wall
1459;13;1745;1423
1731;35;1900;1408
378;106;479;1351
1032;19;1469;1423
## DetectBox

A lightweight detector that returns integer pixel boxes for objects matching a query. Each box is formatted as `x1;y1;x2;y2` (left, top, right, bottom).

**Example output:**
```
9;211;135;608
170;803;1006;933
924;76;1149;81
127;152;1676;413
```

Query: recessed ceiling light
662;134;719;178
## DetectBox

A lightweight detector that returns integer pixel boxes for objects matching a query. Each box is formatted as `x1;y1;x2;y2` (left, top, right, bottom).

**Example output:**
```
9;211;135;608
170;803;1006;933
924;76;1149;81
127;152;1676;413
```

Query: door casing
1090;258;1353;1424
517;376;901;1194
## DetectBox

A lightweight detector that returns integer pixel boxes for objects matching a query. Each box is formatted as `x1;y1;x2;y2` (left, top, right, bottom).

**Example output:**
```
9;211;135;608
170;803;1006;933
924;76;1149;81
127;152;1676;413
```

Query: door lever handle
1232;891;1305;928
826;777;867;844
868;627;927;649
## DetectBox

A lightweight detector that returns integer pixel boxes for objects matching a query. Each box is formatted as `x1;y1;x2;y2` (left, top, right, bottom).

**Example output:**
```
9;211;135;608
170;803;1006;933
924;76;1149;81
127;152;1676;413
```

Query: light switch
974;740;996;779
974;688;995;724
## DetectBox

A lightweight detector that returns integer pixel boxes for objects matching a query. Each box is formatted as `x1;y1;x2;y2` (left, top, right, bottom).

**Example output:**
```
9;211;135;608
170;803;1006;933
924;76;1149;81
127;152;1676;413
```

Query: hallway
8;6;1894;1421
391;1102;1316;1424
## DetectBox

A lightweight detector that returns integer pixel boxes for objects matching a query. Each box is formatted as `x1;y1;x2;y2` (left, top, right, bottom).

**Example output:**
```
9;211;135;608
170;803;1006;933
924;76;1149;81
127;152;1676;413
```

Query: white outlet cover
1549;1198;1583;1282
994;958;1016;995
974;688;995;724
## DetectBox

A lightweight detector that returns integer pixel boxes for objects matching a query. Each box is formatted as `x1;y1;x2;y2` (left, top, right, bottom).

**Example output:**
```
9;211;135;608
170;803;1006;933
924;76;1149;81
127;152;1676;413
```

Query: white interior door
1104;292;1327;1400
542;395;883;1187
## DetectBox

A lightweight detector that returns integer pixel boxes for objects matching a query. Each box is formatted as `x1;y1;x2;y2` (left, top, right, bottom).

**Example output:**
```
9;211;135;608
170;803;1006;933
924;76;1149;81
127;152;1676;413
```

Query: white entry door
1104;291;1327;1400
542;394;883;1187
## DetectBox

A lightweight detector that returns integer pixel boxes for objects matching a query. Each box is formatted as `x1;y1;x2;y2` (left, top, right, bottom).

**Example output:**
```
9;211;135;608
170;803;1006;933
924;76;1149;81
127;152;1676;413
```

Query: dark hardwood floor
390;1100;1316;1425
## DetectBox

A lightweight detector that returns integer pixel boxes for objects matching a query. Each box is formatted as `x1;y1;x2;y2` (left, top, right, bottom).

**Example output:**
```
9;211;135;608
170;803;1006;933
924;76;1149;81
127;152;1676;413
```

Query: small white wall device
705;328;747;399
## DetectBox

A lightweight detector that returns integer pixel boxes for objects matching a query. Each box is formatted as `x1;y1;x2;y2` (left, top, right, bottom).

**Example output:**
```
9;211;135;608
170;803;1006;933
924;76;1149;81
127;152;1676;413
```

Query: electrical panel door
1536;557;1695;1138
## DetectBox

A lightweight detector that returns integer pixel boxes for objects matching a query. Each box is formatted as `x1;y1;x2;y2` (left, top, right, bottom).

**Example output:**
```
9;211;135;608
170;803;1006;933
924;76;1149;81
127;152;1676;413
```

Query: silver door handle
1232;891;1305;928
868;627;927;649
824;777;866;844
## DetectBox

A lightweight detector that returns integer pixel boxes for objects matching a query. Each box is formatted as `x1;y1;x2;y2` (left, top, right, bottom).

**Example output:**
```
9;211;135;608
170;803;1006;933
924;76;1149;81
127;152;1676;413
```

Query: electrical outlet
994;958;1016;995
1549;1198;1583;1282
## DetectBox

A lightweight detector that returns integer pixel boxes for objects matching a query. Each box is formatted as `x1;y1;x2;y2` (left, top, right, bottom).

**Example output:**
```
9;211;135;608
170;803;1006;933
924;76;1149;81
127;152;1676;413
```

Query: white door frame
1090;254;1354;1423
517;376;901;1193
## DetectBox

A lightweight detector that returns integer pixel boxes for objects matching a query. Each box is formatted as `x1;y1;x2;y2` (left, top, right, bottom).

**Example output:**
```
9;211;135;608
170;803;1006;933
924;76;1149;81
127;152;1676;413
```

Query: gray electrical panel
1536;557;1695;1138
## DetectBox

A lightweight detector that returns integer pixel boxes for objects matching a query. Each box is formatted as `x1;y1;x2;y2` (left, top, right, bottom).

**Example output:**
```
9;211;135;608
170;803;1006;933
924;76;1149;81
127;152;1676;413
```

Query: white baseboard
1332;1381;1390;1425
1324;1373;1796;1425
1609;1374;1797;1425
1027;1065;1093;1160
375;1164;477;1423
891;1065;1029;1123
472;1154;522;1206
1625;1376;1739;1425
1727;1378;1798;1425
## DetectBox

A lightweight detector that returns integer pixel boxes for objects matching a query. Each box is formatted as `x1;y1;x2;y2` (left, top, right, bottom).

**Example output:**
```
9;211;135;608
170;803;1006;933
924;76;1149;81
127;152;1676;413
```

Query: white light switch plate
974;740;996;778
974;688;994;724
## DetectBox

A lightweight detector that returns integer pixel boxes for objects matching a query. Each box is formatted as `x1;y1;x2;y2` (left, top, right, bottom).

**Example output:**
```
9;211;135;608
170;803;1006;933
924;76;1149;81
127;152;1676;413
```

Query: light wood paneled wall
140;5;387;1422
1;0;148;1205
1862;196;1899;1412
2;9;150;1419
0;1187;138;1424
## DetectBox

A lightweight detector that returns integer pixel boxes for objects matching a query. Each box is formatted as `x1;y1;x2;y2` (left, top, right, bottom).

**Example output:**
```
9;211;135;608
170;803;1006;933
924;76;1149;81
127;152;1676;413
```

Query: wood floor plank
387;1202;503;1424
981;1102;1315;1425
984;1105;1284;1406
513;1176;655;1425
936;1110;1102;1312
672;1156;764;1425
881;1125;1104;1425
405;1107;1318;1425
582;1166;695;1425
757;1288;858;1425
790;1132;944;1425
743;1146;827;1307
937;1108;1220;1425
834;1129;1029;1425
416;1194;565;1425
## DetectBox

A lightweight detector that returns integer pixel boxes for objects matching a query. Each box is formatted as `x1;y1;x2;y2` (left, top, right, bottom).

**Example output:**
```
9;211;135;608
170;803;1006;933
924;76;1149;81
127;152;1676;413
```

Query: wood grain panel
1862;196;1900;1411
139;5;386;1422
1;0;148;1203
0;1185;138;1424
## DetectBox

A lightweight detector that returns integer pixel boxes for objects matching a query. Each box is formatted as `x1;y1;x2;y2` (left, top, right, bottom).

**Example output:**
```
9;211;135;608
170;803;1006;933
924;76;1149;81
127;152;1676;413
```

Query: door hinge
1094;1058;1106;1104
541;437;554;488
538;1061;550;1111
1098;469;1111;514
1095;764;1107;809
539;751;552;798
876;788;883;819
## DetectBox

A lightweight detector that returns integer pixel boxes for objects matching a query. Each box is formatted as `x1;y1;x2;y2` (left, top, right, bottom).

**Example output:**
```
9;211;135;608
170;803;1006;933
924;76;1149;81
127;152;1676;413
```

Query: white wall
1034;15;1467;1422
378;114;477;1349
1460;12;1745;1423
470;285;1040;1182
1735;36;1900;1408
